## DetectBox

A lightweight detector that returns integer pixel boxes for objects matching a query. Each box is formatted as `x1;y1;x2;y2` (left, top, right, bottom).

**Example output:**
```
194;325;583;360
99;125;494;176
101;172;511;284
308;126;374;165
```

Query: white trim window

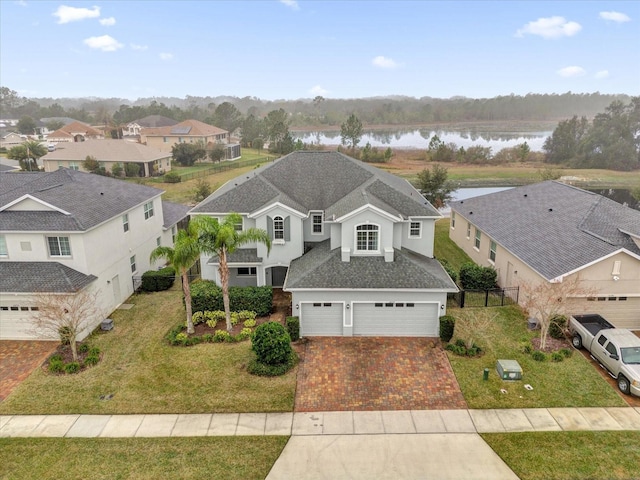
144;201;154;220
312;212;323;234
451;212;456;229
474;228;481;250
122;213;129;233
69;162;79;171
47;236;71;256
0;235;7;257
274;216;284;240
409;221;422;238
130;255;137;273
489;240;497;262
234;220;243;232
237;267;257;276
356;224;379;252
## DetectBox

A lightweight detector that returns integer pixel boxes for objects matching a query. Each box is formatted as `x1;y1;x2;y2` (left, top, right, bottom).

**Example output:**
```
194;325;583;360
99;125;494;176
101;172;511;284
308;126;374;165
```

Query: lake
293;125;553;152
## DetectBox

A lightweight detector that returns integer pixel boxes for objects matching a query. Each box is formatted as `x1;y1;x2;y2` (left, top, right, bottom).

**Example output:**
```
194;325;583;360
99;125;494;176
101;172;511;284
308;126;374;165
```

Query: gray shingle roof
0;169;164;232
41;139;171;162
191;151;440;219
285;240;457;290
162;201;190;229
0;262;97;293
450;181;640;280
207;248;262;264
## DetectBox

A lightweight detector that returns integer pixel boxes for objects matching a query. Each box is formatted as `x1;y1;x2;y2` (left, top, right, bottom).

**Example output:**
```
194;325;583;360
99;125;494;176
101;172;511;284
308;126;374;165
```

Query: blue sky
1;0;639;100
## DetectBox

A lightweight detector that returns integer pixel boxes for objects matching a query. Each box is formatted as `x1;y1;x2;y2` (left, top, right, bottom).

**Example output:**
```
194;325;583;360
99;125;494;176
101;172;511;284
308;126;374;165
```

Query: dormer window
356;224;379;252
274;216;284;240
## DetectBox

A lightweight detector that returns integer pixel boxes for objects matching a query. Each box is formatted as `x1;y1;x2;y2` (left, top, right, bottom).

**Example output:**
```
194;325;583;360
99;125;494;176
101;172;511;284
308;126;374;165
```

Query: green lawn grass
434;218;472;272
0;437;288;480
482;431;640;480
0;284;297;415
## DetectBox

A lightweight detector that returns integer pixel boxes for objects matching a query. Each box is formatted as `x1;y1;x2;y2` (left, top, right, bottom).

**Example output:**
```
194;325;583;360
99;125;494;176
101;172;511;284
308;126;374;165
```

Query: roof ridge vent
37;184;63;192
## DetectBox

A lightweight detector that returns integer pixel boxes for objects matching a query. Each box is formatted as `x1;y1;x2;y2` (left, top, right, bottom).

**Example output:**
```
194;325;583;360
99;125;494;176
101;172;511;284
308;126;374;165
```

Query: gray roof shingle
161;201;190;229
450;181;640;280
285;240;457;290
191;151;440;219
0;262;97;293
1;169;164;232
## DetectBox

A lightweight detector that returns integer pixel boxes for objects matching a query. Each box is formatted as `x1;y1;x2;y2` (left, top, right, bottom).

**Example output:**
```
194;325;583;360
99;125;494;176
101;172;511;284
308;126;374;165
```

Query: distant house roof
0;262;97;293
132;115;178;128
143;119;227;138
0;168;164;232
48;121;102;139
191;151;440;220
41;139;171;163
40;117;78;126
0;163;19;172
450;181;640;281
285;240;457;290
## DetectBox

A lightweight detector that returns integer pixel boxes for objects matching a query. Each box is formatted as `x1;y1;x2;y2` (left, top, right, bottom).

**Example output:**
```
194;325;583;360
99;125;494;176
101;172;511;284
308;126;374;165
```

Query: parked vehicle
570;314;640;397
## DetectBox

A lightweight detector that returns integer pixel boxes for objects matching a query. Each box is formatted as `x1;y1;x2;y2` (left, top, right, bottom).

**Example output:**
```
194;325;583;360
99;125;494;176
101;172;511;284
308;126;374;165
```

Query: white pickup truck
570;314;640;397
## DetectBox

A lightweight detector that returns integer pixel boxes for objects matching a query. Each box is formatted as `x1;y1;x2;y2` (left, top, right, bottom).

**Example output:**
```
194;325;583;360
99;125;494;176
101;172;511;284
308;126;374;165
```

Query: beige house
47;121;104;143
141;119;228;152
41;139;172;177
449;181;640;330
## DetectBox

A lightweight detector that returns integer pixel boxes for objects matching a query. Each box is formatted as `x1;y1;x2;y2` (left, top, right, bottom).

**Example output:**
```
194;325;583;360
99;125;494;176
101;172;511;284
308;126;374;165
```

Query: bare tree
519;276;597;351
454;309;498;352
32;289;104;362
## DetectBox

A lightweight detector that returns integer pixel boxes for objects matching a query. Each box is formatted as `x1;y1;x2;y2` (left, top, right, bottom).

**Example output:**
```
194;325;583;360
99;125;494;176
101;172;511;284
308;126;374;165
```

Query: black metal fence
168;156;277;182
448;286;519;308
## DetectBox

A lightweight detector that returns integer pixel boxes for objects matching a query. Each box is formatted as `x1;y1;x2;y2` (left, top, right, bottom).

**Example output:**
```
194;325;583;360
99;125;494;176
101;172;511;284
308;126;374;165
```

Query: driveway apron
0;341;57;402
295;337;467;411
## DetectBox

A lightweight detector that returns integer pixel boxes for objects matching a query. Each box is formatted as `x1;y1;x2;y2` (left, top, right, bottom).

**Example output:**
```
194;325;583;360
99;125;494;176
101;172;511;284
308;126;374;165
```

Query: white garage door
353;302;439;337
301;302;344;336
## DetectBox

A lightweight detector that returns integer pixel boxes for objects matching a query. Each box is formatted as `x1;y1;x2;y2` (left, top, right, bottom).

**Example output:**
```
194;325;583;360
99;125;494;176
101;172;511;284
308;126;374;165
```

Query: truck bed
571;314;616;336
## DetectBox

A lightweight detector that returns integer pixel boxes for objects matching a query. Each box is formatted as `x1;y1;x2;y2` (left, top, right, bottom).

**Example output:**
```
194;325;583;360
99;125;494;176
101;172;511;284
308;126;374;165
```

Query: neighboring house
0;132;25;149
47;121;104;143
190;151;457;338
141;119;240;160
449;181;640;330
41;139;172;177
0;168;190;340
126;115;178;136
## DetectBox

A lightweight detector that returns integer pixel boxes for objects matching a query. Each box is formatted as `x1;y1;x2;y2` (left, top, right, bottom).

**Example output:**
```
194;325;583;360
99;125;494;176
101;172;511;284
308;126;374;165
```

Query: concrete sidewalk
2;407;640;438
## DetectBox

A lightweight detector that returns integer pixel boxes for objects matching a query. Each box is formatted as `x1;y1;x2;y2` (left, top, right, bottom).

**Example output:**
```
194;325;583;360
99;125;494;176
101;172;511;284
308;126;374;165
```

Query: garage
300;302;344;336
353;302;439;337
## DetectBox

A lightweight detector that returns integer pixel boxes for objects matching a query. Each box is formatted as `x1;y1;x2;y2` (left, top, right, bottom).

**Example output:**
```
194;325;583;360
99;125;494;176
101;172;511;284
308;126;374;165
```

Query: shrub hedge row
190;280;273;317
459;262;498;290
141;266;176;292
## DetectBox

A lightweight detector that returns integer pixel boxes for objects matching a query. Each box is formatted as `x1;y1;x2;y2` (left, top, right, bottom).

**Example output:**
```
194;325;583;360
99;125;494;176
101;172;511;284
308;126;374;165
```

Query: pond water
293;126;553;152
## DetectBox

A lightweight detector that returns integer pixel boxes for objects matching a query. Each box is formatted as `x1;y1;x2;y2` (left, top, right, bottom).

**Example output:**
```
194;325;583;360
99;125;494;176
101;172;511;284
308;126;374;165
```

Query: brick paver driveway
0;341;57;402
294;337;467;411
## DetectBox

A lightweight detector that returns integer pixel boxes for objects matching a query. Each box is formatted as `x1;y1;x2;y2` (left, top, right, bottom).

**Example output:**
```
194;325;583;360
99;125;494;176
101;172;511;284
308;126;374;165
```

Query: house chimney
341;247;350;262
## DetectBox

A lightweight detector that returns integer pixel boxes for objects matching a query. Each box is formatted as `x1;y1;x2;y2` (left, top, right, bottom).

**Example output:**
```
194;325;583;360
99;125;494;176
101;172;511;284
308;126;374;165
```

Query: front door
111;274;121;306
271;267;288;287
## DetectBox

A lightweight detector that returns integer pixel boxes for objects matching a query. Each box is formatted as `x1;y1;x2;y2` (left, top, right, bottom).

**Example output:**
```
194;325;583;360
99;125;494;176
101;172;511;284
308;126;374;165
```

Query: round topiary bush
163;171;182;183
251;321;292;366
548;314;568;340
439;315;455;343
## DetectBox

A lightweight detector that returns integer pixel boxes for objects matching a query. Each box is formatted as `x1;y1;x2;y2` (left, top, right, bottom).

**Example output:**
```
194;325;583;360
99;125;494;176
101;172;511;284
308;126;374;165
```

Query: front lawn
446;306;627;408
0;437;287;480
482;431;640;480
0;285;297;415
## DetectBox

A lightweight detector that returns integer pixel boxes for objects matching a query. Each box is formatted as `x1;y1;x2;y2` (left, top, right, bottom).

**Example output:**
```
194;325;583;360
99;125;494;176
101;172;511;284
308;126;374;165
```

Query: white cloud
309;85;328;96
595;70;610;79
99;16;116;26
372;55;399;69
16;1;28;7
53;5;100;24
83;35;123;52
280;0;299;10
159;52;174;61
131;43;148;51
516;16;582;39
557;66;586;77
599;11;631;23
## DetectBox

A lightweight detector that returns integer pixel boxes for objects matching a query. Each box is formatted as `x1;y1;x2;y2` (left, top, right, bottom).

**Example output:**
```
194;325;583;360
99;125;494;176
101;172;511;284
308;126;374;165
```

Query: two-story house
190;151;457;337
449;181;640;330
0;168;189;340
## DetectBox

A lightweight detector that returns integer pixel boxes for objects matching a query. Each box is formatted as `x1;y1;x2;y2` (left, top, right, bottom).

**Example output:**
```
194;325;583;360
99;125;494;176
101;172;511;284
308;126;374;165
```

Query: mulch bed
531;336;571;352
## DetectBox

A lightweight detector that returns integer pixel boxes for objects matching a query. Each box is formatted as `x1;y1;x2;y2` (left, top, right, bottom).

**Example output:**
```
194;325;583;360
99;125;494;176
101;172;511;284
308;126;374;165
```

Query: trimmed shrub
78;343;90;354
549;314;568;340
459;263;498;290
236;327;253;341
286;316;300;342
559;348;573;358
88;346;100;357
204;311;227;327
64;362;81;374
191;281;273;317
49;358;64;373
519;340;533;354
439;315;455;343
531;350;547;362
213;330;230;342
248;350;298;376
551;352;564;362
141;266;175;292
244;319;257;328
163;171;182;183
252;322;292;366
84;355;100;367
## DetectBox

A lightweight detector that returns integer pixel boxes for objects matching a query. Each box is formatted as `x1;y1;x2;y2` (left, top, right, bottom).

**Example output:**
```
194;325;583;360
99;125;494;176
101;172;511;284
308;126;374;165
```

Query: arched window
356;224;379;251
274;216;284;240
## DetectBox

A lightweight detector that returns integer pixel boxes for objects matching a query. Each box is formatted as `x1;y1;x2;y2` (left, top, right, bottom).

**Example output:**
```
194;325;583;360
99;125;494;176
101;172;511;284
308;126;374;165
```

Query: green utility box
496;359;522;380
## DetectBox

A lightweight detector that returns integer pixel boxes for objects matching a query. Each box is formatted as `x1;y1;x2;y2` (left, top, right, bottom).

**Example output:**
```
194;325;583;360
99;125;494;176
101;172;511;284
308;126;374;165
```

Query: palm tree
193;213;271;332
150;222;201;334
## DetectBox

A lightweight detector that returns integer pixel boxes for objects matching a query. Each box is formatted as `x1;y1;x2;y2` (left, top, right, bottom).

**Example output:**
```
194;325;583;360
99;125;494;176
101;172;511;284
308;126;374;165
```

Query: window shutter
267;216;273;239
284;216;290;241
